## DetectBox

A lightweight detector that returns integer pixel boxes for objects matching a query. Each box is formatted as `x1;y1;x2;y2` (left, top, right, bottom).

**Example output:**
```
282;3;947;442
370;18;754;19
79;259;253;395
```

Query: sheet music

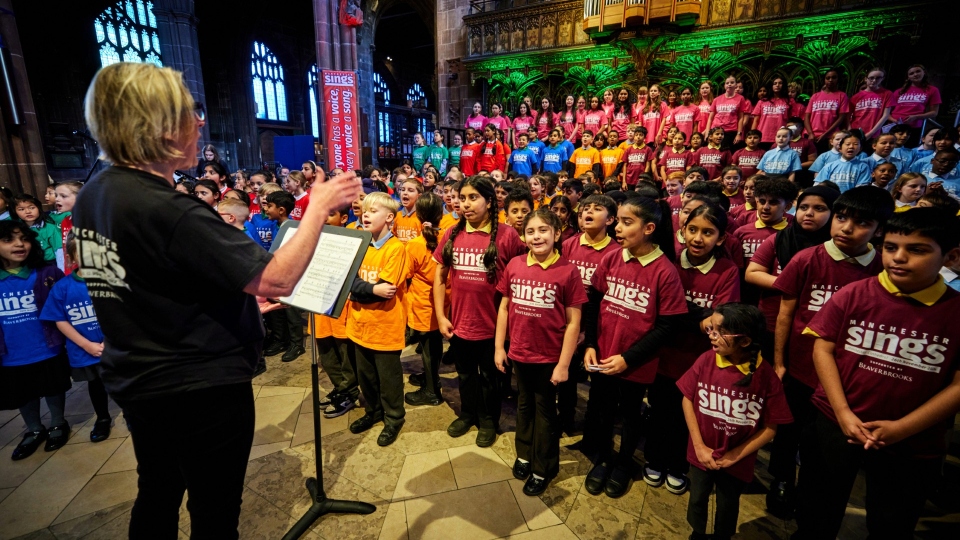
278;227;366;315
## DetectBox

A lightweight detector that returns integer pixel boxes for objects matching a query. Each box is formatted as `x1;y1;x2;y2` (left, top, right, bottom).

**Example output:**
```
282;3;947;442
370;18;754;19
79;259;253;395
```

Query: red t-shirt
890;86;942;128
590;249;688;383
711;94;750;132
433;224;525;341
665;104;701;141
465;114;487;131
849;88;892;132
695;147;730;180
583;110;607;137
248;192;260;220
658;255;740;380
661;148;694;175
621;145;655;186
806;277;960;458
731;148;765;179
806;90;850;138
477;140;507;173
641;110;662;144
562;234;620;294
749;234;782;330
60;214;74;275
789;137;817;164
496;257;588;364
536;112;559;141
773;243;883;389
459;143;480;176
677;351;793;482
752;98;790;143
290;192;309;220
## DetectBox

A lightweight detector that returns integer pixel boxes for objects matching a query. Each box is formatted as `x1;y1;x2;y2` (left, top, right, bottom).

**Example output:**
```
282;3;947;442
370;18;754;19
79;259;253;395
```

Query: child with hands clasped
793;208;960;539
679;303;792;540
494;208;587;496
580;197;688;499
433;177;525;447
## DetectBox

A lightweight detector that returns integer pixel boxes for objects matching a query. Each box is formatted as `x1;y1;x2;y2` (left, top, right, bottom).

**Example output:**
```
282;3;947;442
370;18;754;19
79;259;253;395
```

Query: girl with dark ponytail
433;176;526;447
678;302;792;540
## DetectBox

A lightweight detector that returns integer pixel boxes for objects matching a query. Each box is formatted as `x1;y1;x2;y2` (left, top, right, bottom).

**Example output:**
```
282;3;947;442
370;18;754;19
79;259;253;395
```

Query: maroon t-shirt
658;255;741;380
807;277;960;458
590;249;688;383
661;148;695;175
496;257;587;364
667;194;684;217
728;222;783;268
695;147;730;180
562;234;620;294
774;244;883;388
731;148;765;179
677;351;793;482
789;137;817;164
621;145;655;186
724;190;746;210
433;224;526;341
750;234;783;331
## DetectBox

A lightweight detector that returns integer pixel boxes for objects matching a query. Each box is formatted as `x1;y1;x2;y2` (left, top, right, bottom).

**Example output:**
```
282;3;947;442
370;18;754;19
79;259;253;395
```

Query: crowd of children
2;63;958;539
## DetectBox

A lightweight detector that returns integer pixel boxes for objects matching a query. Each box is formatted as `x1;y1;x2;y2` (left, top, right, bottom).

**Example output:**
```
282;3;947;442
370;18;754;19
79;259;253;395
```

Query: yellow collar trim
580;234;612;250
716;353;763;376
466;220;493;234
0;266;29;279
824;239;876;266
744;201;755;210
755;218;788;230
527;250;561;269
681;250;717;274
622;245;663;266
723;189;740;197
877;270;947;306
676;228;686;245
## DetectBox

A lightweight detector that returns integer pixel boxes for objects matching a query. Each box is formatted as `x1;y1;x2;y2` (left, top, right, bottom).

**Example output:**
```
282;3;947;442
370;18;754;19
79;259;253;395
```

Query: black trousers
413;329;444;397
118;382;255;540
767;374;815;484
687;465;746;539
514;362;560;478
793;412;940;540
643;373;689;475
452;336;501;430
265;307;304;347
316;336;359;400
354;344;405;428
557;347;584;423
582;373;646;468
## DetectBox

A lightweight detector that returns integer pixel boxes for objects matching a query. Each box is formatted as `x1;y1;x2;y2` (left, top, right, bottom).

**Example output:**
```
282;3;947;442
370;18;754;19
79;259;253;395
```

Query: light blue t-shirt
816;158;873;193
758;147;802;175
910;154;960;178
810;149;842;173
39;273;102;368
0;269;61;367
891;146;916;170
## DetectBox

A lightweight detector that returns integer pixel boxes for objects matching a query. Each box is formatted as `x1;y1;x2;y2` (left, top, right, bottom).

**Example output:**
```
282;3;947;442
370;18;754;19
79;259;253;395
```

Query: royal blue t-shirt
39;273;102;368
242;225;261;246
526;139;545;161
541;144;570;173
0;269;61;367
508;148;540;177
249;213;278;250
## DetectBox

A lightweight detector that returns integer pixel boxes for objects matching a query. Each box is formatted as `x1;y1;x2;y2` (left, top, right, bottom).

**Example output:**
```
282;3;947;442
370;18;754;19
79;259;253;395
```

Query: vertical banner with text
321;70;361;171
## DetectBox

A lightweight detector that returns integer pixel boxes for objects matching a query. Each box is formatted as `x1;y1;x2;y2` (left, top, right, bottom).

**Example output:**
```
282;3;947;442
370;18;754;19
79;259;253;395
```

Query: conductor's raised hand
310;169;362;212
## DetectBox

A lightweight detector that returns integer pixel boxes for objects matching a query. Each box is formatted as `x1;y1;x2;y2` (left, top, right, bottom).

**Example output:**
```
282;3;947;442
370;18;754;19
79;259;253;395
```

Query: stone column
0;0;48;195
436;0;478;130
153;0;208;140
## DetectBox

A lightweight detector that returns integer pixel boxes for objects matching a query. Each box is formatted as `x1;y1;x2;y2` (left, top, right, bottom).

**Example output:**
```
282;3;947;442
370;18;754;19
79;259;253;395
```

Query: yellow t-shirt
570;147;601;177
346;236;409;351
313;308;348;340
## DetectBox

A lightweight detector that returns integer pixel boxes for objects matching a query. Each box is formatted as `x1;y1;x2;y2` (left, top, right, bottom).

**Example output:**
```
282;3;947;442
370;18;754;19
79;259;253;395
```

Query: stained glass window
373;72;390;105
95;1;161;67
308;65;320;138
407;83;426;107
251;41;287;121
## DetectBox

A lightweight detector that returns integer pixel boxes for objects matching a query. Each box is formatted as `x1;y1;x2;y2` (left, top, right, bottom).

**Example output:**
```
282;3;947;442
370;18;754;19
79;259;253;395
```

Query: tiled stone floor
0;341;958;539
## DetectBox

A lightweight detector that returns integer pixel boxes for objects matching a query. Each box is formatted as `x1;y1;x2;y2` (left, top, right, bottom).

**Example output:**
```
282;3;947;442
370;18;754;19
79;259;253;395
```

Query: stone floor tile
507;479;563;530
500;524;579;540
404;481;527;540
0;488;12;505
291;411;351;448
301;430;408;501
392;449;457;501
446;445;514;489
8;530;56;540
248;440;291;461
563;490;639;540
307;471;389;540
46;501;134;540
378;501;408;540
258;385;307;398
635;483;692;539
0;437;54;489
252;392;303;446
52;470;138;525
66;412;129;446
98;435;137;474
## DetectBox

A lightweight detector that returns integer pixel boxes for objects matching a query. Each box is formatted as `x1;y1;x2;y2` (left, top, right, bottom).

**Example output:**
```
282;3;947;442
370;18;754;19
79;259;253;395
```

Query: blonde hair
258;182;283;197
286;170;307;188
84;62;195;166
892;172;926;201
399;177;425;193
362;191;400;214
217;198;250;222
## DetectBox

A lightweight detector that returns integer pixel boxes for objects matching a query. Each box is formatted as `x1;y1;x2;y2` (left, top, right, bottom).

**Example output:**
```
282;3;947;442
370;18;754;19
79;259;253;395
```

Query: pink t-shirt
562;233;621;294
807;277;960;458
641;109;663;144
611;107;632;141
536;111;559;141
752;98;790;143
665;104;701;141
711;94;751;132
806;90;850;138
661;148;694;175
849;88;892;132
677;351;792;482
890;85;942;128
773;243;883;389
583;110;607;137
658;257;740;380
432;225;526;341
697;100;713;120
465;114;487;131
512;116;535;144
591;249;688;383
486;115;511;133
631;102;645;124
496;257;588;364
559;109;578;140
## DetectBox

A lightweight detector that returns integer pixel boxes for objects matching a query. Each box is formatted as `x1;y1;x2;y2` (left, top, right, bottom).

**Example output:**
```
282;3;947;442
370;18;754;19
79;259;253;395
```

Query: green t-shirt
32;220;63;262
449;145;462;168
427;145;449;175
50;211;69;225
412;145;429;174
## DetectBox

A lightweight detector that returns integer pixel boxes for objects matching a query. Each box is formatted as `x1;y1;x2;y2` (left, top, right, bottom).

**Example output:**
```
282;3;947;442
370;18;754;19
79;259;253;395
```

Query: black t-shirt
73;166;272;401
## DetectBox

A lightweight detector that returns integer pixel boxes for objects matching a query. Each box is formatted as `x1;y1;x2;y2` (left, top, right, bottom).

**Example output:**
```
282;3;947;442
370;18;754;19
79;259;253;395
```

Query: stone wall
435;0;480;130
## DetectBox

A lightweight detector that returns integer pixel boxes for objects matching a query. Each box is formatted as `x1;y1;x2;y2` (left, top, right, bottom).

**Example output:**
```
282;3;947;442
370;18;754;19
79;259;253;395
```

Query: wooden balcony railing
583;0;701;32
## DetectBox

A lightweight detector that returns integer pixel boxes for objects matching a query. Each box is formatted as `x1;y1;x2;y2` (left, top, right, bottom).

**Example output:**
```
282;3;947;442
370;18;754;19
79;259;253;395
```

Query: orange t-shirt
346;236;409;351
570;147;601;177
393;208;422;243
439;212;460;232
600;147;623;178
404;235;441;332
313;308;348;340
346;220;360;230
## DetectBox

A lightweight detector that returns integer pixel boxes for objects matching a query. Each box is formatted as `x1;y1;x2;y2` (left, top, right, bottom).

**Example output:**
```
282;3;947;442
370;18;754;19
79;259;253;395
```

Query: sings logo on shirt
844;321;948;375
665;157;687;170
544;154;561;164
570;259;598;286
628;152;647;164
855;97;885;111
806;284;841;312
603;276;651;314
67;301;99;327
697;381;764;428
394;226;420;242
699;153;723;166
452;247;486;274
510;279;557;309
715;104;738;114
810;100;839;113
686;290;717;308
898;93;929;105
512;154;530;164
737;155;761;168
741;238;763;259
673;112;695;123
75;227;130;300
0;289;36;318
760;104;787;116
461;148;475;159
